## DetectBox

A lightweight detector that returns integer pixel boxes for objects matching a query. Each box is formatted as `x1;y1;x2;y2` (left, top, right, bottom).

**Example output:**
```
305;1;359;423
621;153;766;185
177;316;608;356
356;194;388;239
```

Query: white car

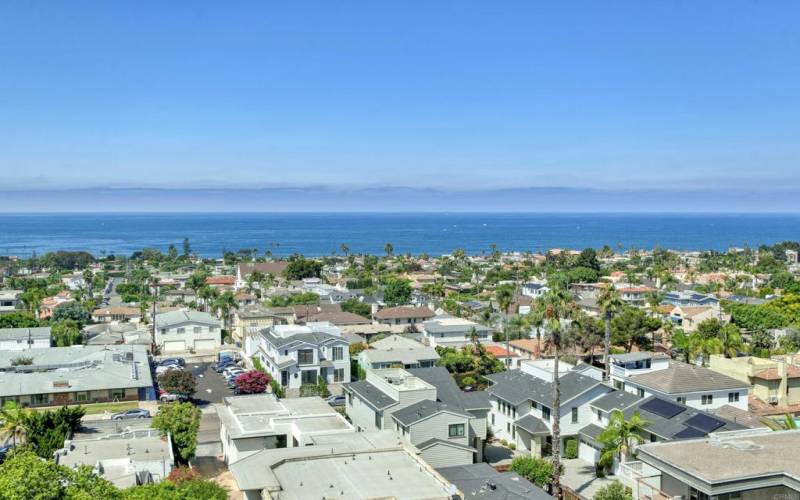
155;364;182;376
223;366;245;378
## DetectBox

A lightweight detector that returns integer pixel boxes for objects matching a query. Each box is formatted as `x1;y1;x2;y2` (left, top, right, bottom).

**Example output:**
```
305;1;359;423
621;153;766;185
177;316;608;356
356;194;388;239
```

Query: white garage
578;424;604;464
194;339;218;352
162;340;186;353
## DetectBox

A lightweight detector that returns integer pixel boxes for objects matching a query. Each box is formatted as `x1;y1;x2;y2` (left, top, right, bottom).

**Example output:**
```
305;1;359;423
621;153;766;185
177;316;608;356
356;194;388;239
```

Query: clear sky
1;1;799;198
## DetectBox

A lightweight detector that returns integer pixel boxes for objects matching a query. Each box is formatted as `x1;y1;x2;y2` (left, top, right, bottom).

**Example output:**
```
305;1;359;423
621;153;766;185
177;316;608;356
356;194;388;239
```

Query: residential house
92;307;142;323
486;369;611;458
617;285;655;307
231;304;286;344
245;322;350;389
0;327;51;351
205;275;235;288
422;315;493;348
56;428;174;488
0;344;155;407
344;367;489;467
520;282;550;299
358;335;440;371
633;429;800;500
578;391;746;466
83;323;153;352
484;345;518;366
663;290;719;307
611;354;750;411
229;431;459;500
375;305;436;326
0;290;22;314
339;323;407;343
235;261;288;289
39;291;73;319
508;339;543;360
667;305;722;332
217;393;353;464
710;354;800;407
154;309;221;353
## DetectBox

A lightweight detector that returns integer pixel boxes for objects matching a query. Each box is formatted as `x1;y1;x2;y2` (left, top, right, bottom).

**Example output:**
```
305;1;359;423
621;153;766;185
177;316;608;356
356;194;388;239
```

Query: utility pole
150;281;158;354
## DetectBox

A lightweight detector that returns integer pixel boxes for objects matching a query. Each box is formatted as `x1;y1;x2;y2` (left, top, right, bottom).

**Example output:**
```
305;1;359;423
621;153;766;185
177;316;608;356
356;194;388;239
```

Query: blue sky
1;1;799;200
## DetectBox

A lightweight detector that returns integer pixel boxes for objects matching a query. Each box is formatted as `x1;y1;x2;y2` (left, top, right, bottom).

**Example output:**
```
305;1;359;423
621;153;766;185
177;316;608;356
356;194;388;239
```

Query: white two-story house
486;368;611;458
154;309;221;353
421;315;493;348
245;322;350;389
343;366;490;467
610;352;749;411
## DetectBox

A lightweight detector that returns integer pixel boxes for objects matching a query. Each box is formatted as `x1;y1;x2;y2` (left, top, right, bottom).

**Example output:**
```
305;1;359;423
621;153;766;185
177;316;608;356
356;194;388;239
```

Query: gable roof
154;309;220;328
392;400;472;426
486;370;607;408
437;463;552;500
237;261;289;277
407;366;491;411
342;380;396;411
590;390;642;413
375;306;435;320
627;362;749;394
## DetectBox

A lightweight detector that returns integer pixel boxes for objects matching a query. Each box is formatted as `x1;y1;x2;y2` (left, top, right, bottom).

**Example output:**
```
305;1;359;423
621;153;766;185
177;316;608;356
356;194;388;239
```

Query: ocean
0;213;798;258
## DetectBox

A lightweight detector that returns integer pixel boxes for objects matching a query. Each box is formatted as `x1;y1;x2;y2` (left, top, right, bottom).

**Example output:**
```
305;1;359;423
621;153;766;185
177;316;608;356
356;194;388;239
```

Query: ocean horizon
1;212;798;258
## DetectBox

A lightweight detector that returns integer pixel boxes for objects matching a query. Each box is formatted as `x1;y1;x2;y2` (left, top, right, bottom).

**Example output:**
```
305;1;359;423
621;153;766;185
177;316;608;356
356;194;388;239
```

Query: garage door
162;340;186;353
579;441;600;464
194;339;217;352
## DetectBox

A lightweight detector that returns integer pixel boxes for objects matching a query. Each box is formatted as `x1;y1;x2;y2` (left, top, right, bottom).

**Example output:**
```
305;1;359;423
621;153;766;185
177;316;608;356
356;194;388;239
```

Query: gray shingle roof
627;362;749;394
262;329;346;349
415;437;476;453
408;366;491;411
154;309;219;328
624;396;746;440
590;390;642;412
579;423;606;446
437;463;552;500
0;327;51;341
342;380;396;411
393;400;471;426
514;414;549;435
486;370;606;408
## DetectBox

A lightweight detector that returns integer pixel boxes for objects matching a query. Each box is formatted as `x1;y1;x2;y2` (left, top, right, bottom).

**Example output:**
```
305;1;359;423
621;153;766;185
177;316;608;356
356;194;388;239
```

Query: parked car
159;358;186;367
326;395;346;407
214;360;238;373
111;408;151;420
159;389;190;403
223;366;246;378
155;364;182;376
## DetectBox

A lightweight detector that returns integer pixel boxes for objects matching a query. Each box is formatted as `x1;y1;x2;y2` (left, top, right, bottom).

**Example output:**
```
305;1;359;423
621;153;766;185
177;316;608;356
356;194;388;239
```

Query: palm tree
340;243;350;256
598;286;623;381
496;287;515;367
20;288;44;319
198;286;217;313
212;291;239;332
540;286;576;500
598;410;650;470
784;414;797;430
719;323;744;358
0;402;29;448
526;306;546;358
384;243;394;258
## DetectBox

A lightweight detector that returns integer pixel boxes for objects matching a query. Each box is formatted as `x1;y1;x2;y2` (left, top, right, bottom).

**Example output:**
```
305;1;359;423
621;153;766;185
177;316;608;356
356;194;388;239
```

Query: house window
74;392;90;402
375;412;382;429
193;326;201;334
449;423;465;438
333;368;345;383
571;407;578;424
161;329;167;335
31;394;48;405
298;349;314;365
701;394;713;405
209;326;217;332
176;327;185;334
506;422;510;433
637;388;645;397
347;392;353;405
542;406;551;421
301;370;317;385
332;346;344;361
596;409;602;421
531;401;538;410
728;392;739;403
677;396;687;405
491;413;495;425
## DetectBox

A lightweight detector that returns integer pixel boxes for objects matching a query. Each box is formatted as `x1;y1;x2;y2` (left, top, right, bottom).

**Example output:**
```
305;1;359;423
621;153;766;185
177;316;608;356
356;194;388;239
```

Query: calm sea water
0;213;798;257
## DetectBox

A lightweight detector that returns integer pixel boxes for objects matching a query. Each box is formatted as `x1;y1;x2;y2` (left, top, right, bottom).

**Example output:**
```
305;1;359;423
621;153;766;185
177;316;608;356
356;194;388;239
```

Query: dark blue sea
0;213;798;258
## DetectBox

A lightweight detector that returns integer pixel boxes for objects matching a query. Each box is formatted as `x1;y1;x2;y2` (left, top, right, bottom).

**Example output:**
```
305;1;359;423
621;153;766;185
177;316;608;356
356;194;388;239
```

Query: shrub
508;442;516;450
594;481;633;500
500;439;508;447
269;379;285;399
153;402;201;464
510;456;553;489
461;376;476;387
565;438;579;459
234;371;270;394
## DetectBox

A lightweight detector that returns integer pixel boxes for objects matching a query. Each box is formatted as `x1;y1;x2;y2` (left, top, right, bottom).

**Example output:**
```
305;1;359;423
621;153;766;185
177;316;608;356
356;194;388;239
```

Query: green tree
152;402;201;464
52;301;91;328
496;285;515;367
284;255;322;280
0;450;72;500
383;277;412;306
0;312;40;329
598;410;650;469
0;402;29;448
384;243;394;257
157;370;197;397
509;456;553;489
182;237;191;258
598;286;624;381
51;318;83;346
21;405;86;458
611;307;661;352
341;298;372;317
594;481;633;500
211;291;238;331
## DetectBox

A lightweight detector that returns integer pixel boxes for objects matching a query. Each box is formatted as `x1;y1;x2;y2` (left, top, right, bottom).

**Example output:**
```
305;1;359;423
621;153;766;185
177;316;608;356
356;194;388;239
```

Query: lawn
31;401;140;415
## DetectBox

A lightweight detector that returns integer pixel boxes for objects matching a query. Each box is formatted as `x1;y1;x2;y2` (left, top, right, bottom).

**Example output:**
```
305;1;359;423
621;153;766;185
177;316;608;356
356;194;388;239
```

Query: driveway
561;458;618;499
189;362;234;407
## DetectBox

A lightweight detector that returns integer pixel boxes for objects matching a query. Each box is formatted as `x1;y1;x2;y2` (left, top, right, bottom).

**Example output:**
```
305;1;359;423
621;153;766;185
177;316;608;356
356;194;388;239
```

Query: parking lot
188;362;235;407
